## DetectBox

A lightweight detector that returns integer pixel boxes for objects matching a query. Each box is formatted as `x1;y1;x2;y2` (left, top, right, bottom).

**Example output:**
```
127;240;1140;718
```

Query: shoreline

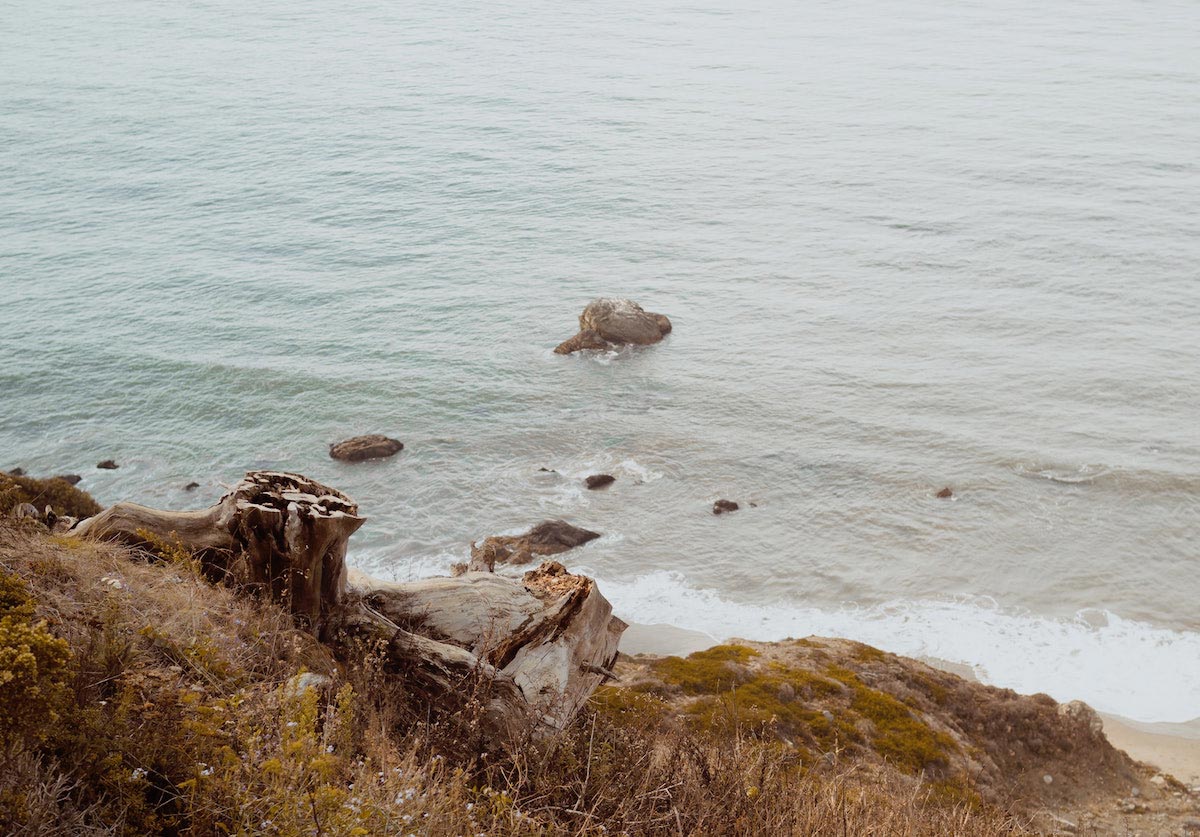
620;621;1200;788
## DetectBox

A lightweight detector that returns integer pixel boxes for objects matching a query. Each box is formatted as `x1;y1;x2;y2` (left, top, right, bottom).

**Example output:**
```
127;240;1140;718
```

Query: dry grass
0;521;1026;836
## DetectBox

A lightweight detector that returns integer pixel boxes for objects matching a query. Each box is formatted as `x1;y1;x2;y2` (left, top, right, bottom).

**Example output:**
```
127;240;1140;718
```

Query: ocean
2;0;1198;723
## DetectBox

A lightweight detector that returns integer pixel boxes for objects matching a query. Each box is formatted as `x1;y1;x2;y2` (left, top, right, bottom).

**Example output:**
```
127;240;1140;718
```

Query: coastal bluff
2;472;1196;834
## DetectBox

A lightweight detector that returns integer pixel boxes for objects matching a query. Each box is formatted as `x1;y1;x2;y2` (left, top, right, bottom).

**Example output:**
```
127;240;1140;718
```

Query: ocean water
2;0;1198;723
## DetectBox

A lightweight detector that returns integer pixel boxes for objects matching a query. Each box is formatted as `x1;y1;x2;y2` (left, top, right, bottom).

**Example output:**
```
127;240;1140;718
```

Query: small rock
281;672;333;701
537;467;557;473
184;482;200;491
1043;774;1054;784
585;474;616;490
12;502;41;521
712;499;739;515
1058;700;1104;734
97;460;119;470
1045;815;1077;834
821;710;835;722
935;487;953;499
1149;774;1167;788
329;434;404;462
8;467;25;476
777;683;796;703
54;474;83;485
1181;819;1200;833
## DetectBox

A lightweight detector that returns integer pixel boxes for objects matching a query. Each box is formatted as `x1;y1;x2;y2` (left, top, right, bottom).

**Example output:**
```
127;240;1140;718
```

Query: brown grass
0;521;1026;836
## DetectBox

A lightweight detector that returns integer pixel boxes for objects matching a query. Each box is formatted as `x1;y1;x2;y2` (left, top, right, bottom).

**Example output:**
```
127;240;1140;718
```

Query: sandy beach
1101;714;1200;788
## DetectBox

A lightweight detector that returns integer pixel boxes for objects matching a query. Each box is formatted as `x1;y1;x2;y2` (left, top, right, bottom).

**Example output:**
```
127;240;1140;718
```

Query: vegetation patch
654;643;759;694
826;665;958;775
0;473;102;520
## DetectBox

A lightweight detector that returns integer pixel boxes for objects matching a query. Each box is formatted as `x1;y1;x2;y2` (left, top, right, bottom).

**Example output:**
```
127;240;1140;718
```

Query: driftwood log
73;471;625;737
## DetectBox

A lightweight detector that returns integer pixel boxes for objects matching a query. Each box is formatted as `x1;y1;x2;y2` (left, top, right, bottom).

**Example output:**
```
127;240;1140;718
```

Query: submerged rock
184;481;200;491
936;487;954;499
97;460;119;470
329;434;404;462
712;499;739;515
7;467;25;477
554;298;672;354
470;519;601;572
585;474;616;490
54;474;83;486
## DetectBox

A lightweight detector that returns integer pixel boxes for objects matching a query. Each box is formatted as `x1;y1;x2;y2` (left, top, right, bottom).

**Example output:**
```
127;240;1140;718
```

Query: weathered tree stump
73;471;624;739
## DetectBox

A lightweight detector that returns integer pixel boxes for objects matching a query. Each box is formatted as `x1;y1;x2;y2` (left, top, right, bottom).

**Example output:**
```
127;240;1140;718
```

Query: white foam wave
591;570;1200;724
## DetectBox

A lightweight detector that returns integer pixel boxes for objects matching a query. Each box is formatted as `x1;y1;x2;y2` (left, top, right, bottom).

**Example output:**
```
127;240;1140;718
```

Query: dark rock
537;467;557;473
469;519;601;572
184;482;200;491
585;474;616;490
554;298;672;354
97;460;119;470
8;467;25;477
54;474;83;486
526;520;601;550
936;487;954;499
712;499;739;515
329;434;404;462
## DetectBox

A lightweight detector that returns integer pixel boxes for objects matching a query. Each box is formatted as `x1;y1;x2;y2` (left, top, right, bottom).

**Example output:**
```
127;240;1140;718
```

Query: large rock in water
554;298;672;354
329;434;404;462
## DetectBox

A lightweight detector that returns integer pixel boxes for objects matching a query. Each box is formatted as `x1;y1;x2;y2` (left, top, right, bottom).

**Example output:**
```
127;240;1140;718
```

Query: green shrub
0;570;72;747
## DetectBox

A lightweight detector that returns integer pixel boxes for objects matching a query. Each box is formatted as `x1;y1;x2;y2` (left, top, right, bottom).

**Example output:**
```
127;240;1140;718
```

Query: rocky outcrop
329;434;404;462
617;637;1147;816
554;298;672;354
97;460;119;470
467;519;601;572
712;499;739;515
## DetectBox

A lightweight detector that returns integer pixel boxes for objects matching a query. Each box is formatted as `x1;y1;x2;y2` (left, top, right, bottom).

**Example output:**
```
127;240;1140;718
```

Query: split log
73;471;625;739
